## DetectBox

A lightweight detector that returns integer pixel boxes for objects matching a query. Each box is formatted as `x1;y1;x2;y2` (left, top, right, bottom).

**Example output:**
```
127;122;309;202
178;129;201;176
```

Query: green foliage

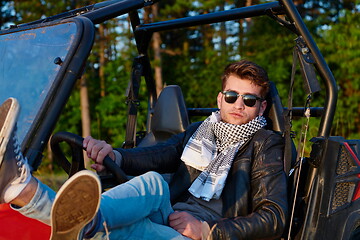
0;1;16;29
242;16;295;101
12;0;94;22
161;47;229;110
91;59;149;146
318;10;360;139
159;0;194;18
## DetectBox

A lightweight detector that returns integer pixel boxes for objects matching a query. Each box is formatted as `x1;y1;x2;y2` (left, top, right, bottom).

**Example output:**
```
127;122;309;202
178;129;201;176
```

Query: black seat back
138;85;190;147
264;81;296;175
265;82;286;133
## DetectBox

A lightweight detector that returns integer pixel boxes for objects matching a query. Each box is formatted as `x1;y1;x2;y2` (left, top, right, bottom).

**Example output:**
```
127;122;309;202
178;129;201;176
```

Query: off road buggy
0;0;359;239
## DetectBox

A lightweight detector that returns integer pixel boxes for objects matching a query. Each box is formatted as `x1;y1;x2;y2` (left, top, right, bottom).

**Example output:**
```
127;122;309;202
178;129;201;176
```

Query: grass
33;171;68;191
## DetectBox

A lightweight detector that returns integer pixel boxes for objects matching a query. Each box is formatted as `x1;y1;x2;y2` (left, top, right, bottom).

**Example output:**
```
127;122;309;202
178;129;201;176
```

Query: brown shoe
50;170;101;240
0;98;31;203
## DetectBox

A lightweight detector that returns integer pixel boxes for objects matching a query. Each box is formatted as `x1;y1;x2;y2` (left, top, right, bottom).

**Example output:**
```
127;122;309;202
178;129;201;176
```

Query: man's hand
83;136;115;172
169;211;202;240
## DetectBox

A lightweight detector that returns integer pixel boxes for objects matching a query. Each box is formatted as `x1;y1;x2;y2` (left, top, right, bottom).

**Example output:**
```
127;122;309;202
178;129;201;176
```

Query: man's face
217;75;267;125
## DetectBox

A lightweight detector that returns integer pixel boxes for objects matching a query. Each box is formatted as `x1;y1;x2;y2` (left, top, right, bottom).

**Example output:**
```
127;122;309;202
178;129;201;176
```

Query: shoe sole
0;98;19;167
50;170;101;240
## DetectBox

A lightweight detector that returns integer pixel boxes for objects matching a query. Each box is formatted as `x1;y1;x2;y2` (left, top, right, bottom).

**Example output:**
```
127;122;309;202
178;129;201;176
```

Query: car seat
137;85;190;147
264;81;296;175
138;82;295;175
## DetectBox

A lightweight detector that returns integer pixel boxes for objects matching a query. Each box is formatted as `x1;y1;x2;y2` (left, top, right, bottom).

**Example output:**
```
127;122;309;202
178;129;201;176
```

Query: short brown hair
221;60;270;98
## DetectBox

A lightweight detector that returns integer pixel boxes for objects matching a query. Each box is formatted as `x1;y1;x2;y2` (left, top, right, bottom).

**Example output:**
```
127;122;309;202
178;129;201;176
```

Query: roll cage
1;0;359;239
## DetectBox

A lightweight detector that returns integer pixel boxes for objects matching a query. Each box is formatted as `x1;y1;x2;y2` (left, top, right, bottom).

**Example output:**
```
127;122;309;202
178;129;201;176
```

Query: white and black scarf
181;111;267;201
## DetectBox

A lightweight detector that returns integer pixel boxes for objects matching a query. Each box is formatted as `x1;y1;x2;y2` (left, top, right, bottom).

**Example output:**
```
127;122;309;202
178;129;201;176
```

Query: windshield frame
0;16;95;169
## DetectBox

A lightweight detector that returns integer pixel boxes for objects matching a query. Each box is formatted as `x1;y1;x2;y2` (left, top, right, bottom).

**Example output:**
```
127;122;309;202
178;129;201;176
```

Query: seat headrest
264;81;285;134
150;85;190;141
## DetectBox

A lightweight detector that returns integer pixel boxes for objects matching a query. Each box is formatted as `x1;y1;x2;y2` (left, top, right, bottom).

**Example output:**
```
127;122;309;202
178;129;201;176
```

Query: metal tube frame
129;0;337;138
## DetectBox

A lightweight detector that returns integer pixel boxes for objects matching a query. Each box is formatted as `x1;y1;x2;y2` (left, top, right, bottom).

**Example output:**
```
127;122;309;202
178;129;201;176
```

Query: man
0;60;287;239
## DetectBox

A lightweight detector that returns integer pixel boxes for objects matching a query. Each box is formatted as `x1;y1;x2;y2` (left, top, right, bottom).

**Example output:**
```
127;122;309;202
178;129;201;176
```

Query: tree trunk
245;0;253;24
47;139;53;173
99;24;106;97
143;5;163;95
220;3;226;55
151;4;163;96
237;0;254;56
80;75;91;168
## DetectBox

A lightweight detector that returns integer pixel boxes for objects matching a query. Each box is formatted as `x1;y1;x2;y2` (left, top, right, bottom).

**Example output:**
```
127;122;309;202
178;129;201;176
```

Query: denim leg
90;218;190;240
12;179;55;225
87;171;188;240
11;172;188;240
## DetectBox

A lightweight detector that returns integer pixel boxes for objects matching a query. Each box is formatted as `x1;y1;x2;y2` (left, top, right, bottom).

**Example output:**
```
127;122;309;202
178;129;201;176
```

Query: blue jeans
14;171;189;240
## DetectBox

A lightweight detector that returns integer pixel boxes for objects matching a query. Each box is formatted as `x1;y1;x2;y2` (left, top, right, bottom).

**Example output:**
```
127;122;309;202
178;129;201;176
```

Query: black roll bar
82;0;157;25
279;0;337;138
134;2;283;34
132;2;284;54
132;0;337;139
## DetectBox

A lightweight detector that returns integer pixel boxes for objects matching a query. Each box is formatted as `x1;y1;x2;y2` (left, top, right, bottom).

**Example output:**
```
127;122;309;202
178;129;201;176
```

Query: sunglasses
221;91;264;107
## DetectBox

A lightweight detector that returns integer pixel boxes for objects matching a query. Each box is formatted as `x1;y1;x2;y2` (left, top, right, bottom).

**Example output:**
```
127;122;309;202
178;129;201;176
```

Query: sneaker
0;98;19;165
0;98;31;204
50;170;101;240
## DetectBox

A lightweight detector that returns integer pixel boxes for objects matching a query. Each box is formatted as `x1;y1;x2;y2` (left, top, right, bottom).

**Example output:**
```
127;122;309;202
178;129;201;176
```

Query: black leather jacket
116;122;288;240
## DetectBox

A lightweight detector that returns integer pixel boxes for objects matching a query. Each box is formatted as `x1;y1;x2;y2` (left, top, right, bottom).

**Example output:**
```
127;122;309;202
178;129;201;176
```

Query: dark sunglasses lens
224;92;238;103
243;95;257;107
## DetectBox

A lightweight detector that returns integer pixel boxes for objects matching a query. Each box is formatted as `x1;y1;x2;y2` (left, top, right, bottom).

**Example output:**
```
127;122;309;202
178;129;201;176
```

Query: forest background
1;0;359;176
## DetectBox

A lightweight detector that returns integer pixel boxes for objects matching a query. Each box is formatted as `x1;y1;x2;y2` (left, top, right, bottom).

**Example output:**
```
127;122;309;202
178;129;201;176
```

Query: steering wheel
50;131;128;184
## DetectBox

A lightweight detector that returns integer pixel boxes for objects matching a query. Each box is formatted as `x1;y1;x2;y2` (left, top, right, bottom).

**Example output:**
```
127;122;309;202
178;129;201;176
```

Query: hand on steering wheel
50;131;128;184
83;136;116;173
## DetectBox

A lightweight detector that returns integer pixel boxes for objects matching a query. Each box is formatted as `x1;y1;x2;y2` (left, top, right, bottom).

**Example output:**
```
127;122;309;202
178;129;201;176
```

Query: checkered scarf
181;111;266;201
